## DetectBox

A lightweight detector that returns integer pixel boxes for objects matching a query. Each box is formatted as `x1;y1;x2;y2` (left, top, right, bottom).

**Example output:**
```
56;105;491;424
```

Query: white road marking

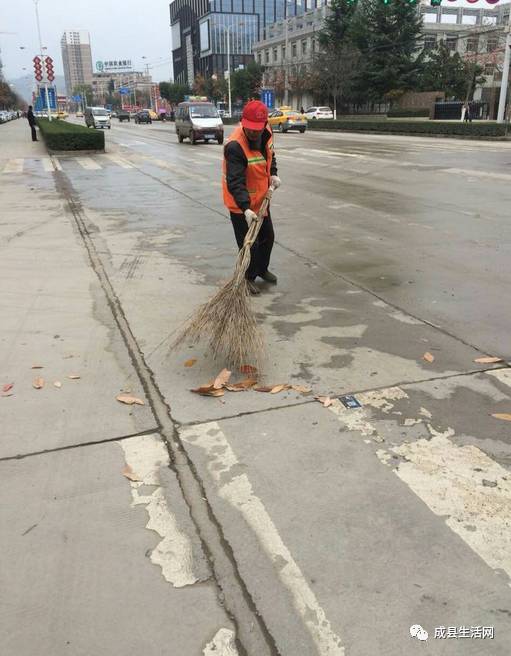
76;157;102;170
41;158;54;172
329;388;511;578
104;153;134;169
118;433;199;587
52;157;63;171
181;422;345;656
203;628;239;655
446;167;511;182
3;158;24;173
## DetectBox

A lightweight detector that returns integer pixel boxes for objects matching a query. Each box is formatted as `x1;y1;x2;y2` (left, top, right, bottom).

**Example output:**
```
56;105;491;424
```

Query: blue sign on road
72;95;82;102
34;86;57;111
260;89;275;110
119;87;130;95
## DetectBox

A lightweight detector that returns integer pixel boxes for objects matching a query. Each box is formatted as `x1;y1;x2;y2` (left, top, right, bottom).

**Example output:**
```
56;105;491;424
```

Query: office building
169;0;329;85
60;30;94;96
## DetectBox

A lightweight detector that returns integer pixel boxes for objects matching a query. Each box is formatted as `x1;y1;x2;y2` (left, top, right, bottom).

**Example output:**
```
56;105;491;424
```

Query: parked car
135;110;152;124
84;106;111;129
268;107;307;133
148;109;158;121
117;109;130;122
175;101;224;145
304;106;334;120
110;111;118;118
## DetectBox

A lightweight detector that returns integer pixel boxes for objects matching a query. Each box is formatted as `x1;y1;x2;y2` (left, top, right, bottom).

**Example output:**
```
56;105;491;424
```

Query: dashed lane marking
181;422;346;656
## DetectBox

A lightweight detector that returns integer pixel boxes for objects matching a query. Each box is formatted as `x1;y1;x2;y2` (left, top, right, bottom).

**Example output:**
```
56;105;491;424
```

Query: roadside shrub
387;108;430;118
307;119;507;138
37;118;105;151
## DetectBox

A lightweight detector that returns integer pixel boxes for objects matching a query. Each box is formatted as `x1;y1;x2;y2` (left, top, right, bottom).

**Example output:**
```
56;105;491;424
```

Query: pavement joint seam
176;364;511;428
50;155;279;656
0;427;160;462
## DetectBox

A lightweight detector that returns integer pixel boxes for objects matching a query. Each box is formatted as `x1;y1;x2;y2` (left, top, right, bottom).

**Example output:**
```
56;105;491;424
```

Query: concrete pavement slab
0;432;235;656
179;372;511;655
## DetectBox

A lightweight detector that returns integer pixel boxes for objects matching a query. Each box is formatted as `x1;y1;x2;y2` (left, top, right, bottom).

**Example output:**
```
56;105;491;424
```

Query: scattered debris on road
116;393;145;405
474;356;503;364
122;465;142;482
423;352;435;363
32;377;45;389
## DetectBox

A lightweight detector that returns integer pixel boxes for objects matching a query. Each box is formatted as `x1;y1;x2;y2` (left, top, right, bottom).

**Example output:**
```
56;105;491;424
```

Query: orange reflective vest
222;125;273;215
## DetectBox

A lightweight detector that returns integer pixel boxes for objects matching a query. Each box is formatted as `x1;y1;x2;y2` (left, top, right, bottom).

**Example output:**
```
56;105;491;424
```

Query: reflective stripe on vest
222;125;273;215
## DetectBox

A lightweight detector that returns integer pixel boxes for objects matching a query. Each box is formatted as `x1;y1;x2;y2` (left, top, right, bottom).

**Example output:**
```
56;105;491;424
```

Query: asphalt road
3;118;511;655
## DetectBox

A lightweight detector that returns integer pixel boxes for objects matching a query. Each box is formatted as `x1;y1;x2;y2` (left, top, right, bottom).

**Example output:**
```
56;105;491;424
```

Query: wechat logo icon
410;624;429;641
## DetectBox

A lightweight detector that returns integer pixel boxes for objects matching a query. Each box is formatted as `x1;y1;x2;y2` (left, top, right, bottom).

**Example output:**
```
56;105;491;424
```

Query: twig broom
172;187;275;369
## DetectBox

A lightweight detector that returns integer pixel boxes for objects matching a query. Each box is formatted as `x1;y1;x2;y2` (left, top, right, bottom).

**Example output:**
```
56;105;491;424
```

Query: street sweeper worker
222;99;281;295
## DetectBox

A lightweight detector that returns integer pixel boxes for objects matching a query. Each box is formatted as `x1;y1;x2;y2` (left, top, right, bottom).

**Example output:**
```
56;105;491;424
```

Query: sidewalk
0;120;237;655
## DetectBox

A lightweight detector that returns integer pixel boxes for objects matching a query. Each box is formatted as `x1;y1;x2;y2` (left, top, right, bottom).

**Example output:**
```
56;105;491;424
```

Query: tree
313;0;360;117
231;62;264;103
204;76;228;103
159;82;190;105
352;0;423;103
0;81;22;109
192;74;207;96
72;84;93;105
418;40;482;100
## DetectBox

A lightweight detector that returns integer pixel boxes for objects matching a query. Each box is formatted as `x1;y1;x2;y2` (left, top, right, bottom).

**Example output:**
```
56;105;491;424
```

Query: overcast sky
1;0;174;82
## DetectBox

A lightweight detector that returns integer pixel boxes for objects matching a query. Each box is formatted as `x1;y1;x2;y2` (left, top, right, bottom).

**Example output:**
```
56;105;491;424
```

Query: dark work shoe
260;270;277;283
247;280;261;295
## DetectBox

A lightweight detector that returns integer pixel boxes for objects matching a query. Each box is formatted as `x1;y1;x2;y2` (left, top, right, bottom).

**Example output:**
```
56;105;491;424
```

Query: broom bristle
173;276;264;369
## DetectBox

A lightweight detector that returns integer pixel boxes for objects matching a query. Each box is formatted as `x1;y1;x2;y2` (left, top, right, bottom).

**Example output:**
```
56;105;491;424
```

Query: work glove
270;175;281;189
244;209;258;223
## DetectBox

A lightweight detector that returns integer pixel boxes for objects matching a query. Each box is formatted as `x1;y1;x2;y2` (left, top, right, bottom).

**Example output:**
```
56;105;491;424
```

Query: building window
424;35;437;51
273;47;278;62
265;49;270;63
423;12;437;24
484;63;494;76
281;44;286;59
467;36;479;52
461;14;477;26
486;37;498;52
292;42;297;58
445;35;457;51
302;39;307;54
440;13;457;25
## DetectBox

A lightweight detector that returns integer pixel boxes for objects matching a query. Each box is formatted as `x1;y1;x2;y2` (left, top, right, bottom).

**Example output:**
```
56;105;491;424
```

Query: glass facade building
169;0;328;85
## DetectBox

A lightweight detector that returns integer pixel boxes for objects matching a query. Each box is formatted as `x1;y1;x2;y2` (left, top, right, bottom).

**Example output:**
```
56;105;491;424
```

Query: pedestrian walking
300;106;305;115
222;100;281;295
27;105;38;141
463;102;472;123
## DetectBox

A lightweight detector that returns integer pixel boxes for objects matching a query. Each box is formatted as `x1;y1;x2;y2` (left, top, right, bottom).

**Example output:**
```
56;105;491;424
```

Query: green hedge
37;118;105;151
387;108;430;118
307;119;507;138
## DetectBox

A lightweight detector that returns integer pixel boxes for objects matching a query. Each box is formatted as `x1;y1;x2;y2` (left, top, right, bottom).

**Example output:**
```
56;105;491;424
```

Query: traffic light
430;0;442;5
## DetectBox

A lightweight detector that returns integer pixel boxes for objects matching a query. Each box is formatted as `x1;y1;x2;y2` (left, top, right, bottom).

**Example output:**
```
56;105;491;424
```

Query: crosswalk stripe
103;154;133;169
3;158;24;173
76;157;102;170
42;158;53;172
53;158;63;171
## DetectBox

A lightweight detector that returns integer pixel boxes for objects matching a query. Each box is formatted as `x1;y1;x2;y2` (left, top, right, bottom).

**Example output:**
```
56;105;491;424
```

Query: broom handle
242;185;275;250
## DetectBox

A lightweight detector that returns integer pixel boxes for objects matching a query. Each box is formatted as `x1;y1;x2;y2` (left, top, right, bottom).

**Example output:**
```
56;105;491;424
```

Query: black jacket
27;110;36;127
224;126;278;213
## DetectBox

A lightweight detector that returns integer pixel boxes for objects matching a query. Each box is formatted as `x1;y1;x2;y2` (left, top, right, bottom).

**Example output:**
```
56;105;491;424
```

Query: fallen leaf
213;368;232;389
474;356;503;364
291;385;312;394
2;383;13;393
68;374;81;380
2;393;13;398
492;413;511;422
33;377;45;389
184;358;197;368
31;365;44;369
225;378;258;392
423;352;435;363
240;365;258;375
54;381;62;389
191;384;225;397
122;465;142;482
116;393;145;405
315;396;334;408
270;384;288;394
254;386;273;393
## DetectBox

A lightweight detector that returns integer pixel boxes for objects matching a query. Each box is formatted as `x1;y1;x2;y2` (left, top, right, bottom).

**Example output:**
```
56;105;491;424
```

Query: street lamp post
33;0;52;121
497;9;511;123
226;26;232;118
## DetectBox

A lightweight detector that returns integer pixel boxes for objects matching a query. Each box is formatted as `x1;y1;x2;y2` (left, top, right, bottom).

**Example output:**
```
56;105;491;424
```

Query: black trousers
30;125;37;141
230;211;274;280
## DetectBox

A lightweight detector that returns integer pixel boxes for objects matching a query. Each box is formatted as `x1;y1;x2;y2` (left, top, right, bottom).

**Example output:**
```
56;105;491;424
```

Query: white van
84;107;111;129
175;101;224;145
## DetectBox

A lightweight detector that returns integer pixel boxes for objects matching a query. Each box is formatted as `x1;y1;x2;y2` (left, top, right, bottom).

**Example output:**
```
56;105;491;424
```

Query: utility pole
33;0;51;121
497;8;511;123
227;26;232;118
284;18;289;106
